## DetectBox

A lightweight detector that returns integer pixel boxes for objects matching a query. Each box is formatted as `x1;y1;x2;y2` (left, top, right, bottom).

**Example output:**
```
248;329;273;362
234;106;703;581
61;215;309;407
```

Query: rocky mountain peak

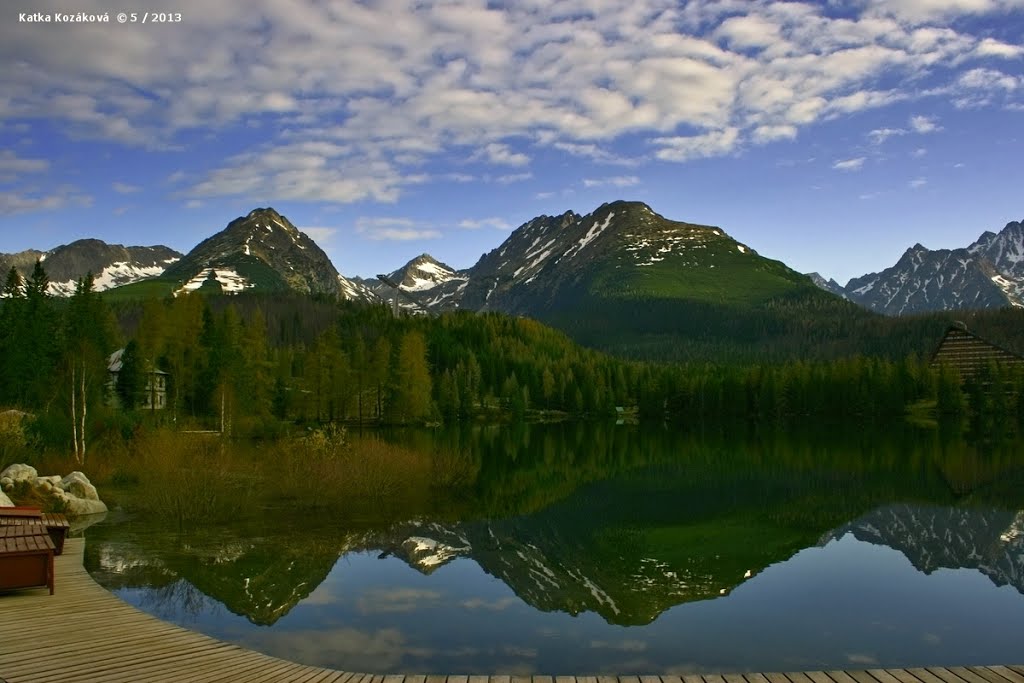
161;207;343;297
387;253;465;292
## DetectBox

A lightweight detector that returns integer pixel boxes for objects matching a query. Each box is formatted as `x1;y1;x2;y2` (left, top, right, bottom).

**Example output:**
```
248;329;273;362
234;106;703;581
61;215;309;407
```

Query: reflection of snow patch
579;573;619;614
1000;512;1024;542
403;536;468;568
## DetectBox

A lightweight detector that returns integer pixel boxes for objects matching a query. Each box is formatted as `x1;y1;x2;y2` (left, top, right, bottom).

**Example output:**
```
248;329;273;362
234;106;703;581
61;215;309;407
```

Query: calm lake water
83;422;1024;674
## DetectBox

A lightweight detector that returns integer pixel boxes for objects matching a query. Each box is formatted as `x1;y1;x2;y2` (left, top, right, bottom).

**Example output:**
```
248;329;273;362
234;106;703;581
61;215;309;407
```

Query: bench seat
0;527;55;595
0;507;70;555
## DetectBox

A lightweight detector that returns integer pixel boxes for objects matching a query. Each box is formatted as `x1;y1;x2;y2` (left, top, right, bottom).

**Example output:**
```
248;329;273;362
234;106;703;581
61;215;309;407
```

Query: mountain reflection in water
84;422;1024;673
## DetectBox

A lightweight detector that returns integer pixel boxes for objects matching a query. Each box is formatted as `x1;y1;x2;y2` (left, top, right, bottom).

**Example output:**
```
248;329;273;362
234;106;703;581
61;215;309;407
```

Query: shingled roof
929;323;1024;379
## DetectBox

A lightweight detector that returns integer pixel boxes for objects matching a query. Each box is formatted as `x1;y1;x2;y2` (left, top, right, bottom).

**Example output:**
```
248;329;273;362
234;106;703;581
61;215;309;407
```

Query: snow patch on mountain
175;267;252;296
47;257;180;296
564;212;615;260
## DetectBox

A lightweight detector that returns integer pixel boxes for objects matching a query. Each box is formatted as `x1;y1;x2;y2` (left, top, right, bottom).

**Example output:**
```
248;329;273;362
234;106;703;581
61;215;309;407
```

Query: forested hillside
3;261;1024;460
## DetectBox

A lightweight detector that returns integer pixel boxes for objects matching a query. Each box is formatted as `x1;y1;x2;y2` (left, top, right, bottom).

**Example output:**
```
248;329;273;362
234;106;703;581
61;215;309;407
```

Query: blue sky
1;0;1022;285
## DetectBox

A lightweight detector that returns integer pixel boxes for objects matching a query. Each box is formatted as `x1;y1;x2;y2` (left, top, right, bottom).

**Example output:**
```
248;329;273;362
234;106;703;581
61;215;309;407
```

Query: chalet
929;323;1024;380
107;348;168;410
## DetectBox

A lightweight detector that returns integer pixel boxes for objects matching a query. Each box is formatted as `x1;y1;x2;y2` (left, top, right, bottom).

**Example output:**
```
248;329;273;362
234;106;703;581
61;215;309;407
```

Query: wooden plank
556;677;578;683
985;668;1024;683
534;677;555;683
641;677;663;683
965;669;1021;683
745;675;772;683
787;674;816;683
886;671;929;683
928;669;973;683
907;670;951;683
847;672;883;683
427;676;450;683
947;668;999;683
384;675;407;683
802;671;835;683
825;673;860;683
865;671;904;683
620;676;642;683
764;674;791;683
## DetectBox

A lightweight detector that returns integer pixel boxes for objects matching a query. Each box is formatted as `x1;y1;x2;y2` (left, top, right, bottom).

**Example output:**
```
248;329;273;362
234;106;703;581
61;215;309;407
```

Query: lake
82;421;1024;674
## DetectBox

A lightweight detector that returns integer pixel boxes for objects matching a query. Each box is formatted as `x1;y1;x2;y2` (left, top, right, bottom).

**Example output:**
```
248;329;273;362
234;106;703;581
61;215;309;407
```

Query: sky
0;0;1022;286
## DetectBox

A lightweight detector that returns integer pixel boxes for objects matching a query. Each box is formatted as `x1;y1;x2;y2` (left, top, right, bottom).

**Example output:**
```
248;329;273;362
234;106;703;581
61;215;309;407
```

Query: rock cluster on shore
0;464;108;516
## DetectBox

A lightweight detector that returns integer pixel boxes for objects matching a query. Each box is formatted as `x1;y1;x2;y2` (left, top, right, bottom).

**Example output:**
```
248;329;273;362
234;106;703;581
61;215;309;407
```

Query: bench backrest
0;506;43;518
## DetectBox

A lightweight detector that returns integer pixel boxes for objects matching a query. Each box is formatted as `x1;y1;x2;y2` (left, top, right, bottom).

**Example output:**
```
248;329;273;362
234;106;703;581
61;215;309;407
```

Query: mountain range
0;239;181;296
806;218;1024;315
3;203;1021;324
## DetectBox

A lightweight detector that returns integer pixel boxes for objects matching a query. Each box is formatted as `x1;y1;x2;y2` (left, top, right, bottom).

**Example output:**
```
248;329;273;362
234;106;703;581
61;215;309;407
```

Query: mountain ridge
0;239;181;296
808;218;1024;315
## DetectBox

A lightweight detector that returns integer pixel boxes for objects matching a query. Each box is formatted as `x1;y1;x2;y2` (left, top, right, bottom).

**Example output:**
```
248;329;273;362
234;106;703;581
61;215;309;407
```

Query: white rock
0;490;13;507
0;463;38;483
61;471;99;501
61;495;108;516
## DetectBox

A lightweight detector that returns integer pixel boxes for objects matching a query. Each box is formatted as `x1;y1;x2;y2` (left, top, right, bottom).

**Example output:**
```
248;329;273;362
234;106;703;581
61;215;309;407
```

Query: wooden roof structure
929;323;1024;379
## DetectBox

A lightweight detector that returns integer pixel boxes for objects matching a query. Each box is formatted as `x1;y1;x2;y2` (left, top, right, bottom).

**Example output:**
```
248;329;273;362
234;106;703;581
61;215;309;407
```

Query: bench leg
48;550;54;595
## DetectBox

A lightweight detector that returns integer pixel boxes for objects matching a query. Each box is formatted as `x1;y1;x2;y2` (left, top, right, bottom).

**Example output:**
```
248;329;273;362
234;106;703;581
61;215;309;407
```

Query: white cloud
495;172;532;184
356;217;441;241
0;151;49;175
535;191;556;199
653;128;740;162
582;176;641;188
477;143;529;167
909;115;942;133
551;142;638;166
912;147;928;157
0;186;91;215
459;217;512;230
752;125;798;143
909;177;928;188
976;37;1024;58
868;127;907;144
958;68;1019;91
112;181;141;194
833;157;867;171
865;0;1009;22
184;199;203;209
2;0;1022;206
302;227;337;245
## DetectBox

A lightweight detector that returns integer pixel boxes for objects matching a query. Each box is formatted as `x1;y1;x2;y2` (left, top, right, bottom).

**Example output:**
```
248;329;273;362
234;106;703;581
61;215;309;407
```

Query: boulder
61;472;99;501
0;463;38;486
55;493;107;516
0;490;13;507
0;464;107;517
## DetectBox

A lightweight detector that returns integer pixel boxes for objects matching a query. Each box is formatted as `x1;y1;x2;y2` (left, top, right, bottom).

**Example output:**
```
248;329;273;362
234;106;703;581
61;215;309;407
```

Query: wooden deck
1;538;1022;683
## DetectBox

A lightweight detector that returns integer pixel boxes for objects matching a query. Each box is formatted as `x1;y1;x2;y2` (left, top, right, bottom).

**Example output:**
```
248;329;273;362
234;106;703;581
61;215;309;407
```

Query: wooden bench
0;507;70;555
0;526;55;595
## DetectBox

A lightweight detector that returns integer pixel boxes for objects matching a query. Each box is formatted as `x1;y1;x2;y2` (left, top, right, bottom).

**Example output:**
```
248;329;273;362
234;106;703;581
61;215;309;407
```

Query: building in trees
929;322;1024;380
107;347;169;410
